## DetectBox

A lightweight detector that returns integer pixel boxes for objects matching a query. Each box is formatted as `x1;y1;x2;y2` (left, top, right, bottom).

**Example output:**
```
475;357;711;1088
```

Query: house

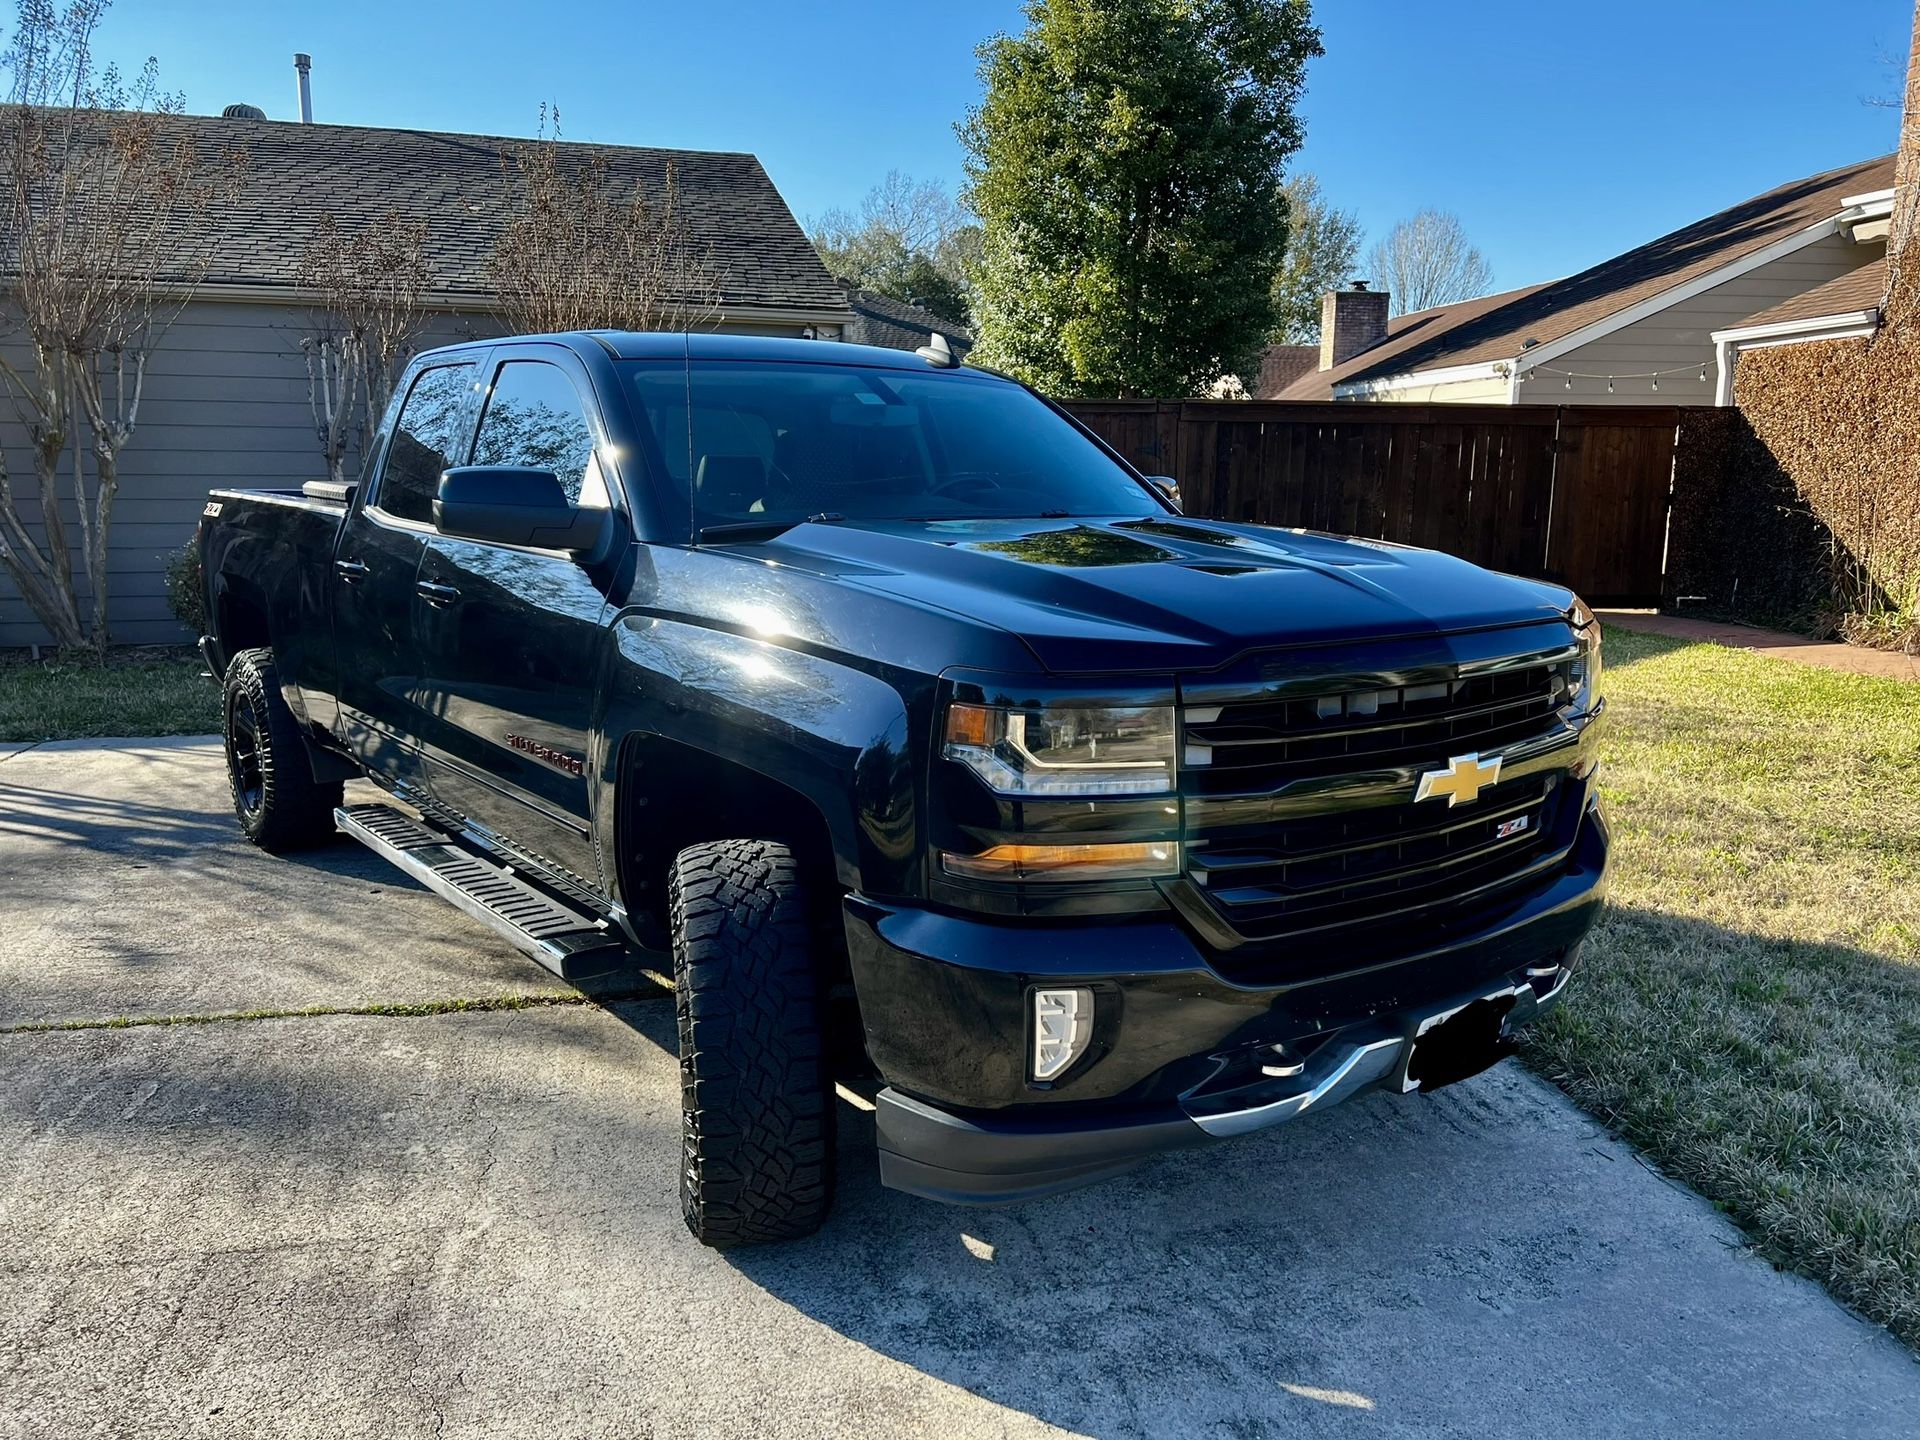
0;110;851;648
1279;154;1896;406
1252;344;1317;398
840;283;973;357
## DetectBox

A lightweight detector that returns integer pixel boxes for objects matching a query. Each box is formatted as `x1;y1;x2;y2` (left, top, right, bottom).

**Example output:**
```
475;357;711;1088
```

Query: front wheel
671;839;835;1247
222;648;342;854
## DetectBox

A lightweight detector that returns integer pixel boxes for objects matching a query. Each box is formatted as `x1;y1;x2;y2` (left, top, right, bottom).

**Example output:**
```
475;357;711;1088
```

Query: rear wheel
222;648;342;854
672;839;835;1247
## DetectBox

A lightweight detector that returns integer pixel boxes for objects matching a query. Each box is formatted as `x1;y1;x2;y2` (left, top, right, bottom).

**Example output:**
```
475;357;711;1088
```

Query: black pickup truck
198;331;1608;1246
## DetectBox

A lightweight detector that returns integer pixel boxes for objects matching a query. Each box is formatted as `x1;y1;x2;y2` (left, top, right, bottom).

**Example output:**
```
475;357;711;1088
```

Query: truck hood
758;516;1573;673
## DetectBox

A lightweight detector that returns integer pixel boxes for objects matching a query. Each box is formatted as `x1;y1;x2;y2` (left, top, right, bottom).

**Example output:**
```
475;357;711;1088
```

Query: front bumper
847;800;1608;1205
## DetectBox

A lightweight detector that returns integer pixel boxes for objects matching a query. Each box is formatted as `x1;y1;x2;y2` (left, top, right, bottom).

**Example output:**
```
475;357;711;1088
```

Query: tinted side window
472;361;606;508
375;363;473;523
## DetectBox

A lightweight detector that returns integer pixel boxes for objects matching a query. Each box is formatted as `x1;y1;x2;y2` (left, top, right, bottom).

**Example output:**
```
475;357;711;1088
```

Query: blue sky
99;0;1910;289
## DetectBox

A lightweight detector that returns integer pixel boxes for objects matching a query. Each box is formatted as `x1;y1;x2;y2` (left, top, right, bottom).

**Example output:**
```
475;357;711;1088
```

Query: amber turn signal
944;702;995;748
941;840;1179;883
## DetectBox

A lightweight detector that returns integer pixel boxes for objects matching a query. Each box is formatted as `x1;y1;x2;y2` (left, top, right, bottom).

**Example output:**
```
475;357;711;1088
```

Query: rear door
411;349;622;884
332;358;479;787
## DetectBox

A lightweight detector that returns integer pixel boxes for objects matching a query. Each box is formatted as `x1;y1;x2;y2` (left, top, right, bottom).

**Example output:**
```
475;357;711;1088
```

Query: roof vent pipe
293;53;313;123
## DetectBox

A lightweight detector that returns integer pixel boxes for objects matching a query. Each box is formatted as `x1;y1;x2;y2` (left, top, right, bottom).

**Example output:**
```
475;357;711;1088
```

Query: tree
809;170;980;326
1366;209;1493;317
961;0;1320;398
490;107;722;336
296;210;430;483
1268;173;1361;343
0;0;241;651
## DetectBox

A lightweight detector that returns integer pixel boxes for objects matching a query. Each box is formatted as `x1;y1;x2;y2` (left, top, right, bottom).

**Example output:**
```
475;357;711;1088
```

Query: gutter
1709;308;1882;406
185;281;855;330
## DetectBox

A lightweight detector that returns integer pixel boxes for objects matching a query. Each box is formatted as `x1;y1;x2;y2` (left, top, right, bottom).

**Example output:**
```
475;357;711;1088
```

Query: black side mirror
434;467;606;551
1146;475;1181;511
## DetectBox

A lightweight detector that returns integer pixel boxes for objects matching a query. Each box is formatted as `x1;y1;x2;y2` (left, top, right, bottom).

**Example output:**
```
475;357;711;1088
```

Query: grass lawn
1524;626;1920;1345
0;647;219;742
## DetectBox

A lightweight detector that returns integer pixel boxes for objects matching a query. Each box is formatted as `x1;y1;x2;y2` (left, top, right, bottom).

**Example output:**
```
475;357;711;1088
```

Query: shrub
164;539;205;635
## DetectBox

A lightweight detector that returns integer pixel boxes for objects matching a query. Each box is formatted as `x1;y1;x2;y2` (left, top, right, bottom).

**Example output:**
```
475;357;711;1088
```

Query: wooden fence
1063;400;1681;604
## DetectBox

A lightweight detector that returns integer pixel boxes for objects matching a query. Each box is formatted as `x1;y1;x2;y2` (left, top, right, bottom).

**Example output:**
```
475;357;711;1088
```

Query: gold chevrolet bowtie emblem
1414;752;1503;807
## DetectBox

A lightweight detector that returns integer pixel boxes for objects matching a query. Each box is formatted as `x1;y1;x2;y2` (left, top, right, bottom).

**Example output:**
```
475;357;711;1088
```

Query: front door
332;359;478;790
412;351;620;885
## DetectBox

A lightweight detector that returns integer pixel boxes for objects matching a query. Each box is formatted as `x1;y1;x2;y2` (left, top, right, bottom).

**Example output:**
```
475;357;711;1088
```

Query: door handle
334;558;369;583
415;579;461;607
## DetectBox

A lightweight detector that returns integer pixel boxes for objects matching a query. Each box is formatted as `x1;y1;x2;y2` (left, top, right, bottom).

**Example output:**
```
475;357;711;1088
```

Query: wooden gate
1064;400;1680;604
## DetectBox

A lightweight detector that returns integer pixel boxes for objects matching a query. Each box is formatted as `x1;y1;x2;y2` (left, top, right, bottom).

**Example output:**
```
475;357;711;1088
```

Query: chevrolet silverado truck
198;332;1608;1247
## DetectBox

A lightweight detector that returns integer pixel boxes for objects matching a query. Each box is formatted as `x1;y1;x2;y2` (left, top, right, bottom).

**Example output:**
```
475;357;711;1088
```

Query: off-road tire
222;648;342;854
672;839;835;1247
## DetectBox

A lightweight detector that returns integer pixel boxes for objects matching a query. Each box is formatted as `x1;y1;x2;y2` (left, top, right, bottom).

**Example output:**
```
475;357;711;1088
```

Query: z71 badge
202;501;222;518
1495;815;1531;839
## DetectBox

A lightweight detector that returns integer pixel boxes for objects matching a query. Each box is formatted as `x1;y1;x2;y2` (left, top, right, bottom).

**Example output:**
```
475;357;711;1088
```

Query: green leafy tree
961;0;1320;397
1269;173;1361;344
810;171;980;326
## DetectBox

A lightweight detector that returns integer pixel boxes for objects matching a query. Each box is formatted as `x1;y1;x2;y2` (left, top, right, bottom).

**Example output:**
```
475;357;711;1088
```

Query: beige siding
1365;373;1512;404
1515;232;1883;406
0;299;814;648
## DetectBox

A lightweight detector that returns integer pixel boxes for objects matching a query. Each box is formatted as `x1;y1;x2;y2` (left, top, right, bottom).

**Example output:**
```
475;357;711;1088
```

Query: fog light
1032;987;1092;1082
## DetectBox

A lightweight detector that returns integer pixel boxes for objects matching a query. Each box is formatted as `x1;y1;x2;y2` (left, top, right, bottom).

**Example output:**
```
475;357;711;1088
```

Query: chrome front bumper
1186;963;1572;1138
874;959;1576;1206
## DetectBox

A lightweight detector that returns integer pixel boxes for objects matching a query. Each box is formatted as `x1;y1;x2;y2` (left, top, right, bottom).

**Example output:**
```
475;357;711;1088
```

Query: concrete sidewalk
4;739;1918;1438
1598;609;1920;681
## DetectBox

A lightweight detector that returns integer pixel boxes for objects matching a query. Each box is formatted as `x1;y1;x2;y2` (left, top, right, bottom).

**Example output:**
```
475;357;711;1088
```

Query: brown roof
1282;152;1896;397
81;109;849;314
840;284;973;353
1731;256;1888;331
1254;344;1317;397
1277;284;1547;400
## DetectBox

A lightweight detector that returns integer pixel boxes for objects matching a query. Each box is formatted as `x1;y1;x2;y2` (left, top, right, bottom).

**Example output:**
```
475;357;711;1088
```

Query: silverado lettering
198;332;1609;1248
506;733;585;776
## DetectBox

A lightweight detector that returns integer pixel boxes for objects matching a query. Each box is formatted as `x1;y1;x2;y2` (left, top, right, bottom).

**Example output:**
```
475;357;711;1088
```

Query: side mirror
434;466;606;551
1146;475;1181;511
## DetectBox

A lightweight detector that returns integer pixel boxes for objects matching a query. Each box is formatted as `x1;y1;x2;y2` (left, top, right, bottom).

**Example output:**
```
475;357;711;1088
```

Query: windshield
625;359;1163;537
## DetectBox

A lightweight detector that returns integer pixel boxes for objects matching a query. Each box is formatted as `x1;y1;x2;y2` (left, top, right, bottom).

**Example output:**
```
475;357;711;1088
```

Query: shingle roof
840;284;973;353
1731;255;1888;331
1277;285;1548;401
1254;344;1317;397
155;111;847;314
1284;152;1896;397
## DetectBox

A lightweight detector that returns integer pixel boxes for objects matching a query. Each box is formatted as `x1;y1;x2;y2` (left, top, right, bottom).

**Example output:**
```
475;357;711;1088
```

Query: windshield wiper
697;513;844;545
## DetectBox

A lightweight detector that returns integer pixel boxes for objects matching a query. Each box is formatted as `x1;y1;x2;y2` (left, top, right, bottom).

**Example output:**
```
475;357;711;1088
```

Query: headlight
944;700;1176;797
1569;596;1603;710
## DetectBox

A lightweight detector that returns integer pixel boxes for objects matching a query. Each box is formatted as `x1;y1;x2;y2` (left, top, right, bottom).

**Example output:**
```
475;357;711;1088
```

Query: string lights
1519;361;1714;392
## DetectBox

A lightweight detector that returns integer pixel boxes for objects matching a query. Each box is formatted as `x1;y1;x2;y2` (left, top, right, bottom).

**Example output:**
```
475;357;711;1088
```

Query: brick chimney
1319;282;1390;370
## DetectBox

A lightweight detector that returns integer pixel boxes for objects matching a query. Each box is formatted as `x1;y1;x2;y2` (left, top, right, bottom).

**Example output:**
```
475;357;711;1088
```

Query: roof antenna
916;331;957;368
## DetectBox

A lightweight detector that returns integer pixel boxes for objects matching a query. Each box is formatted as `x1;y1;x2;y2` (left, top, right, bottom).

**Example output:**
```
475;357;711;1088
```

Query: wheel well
216;583;271;661
616;735;844;950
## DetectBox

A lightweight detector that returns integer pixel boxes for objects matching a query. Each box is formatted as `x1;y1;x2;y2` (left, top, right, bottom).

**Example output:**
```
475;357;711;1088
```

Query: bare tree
1269;173;1362;343
1366;209;1493;317
296;210;431;482
490;106;721;335
810;171;980;327
0;0;241;651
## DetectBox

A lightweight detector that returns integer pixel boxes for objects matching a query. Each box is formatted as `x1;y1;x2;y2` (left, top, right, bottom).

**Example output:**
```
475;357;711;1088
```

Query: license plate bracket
1405;994;1519;1092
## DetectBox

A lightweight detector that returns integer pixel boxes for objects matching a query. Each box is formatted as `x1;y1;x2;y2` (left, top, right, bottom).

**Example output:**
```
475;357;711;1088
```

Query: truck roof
416;330;984;373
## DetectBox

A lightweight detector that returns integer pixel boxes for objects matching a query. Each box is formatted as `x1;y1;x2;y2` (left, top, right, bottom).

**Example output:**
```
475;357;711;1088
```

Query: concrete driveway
4;737;1917;1439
